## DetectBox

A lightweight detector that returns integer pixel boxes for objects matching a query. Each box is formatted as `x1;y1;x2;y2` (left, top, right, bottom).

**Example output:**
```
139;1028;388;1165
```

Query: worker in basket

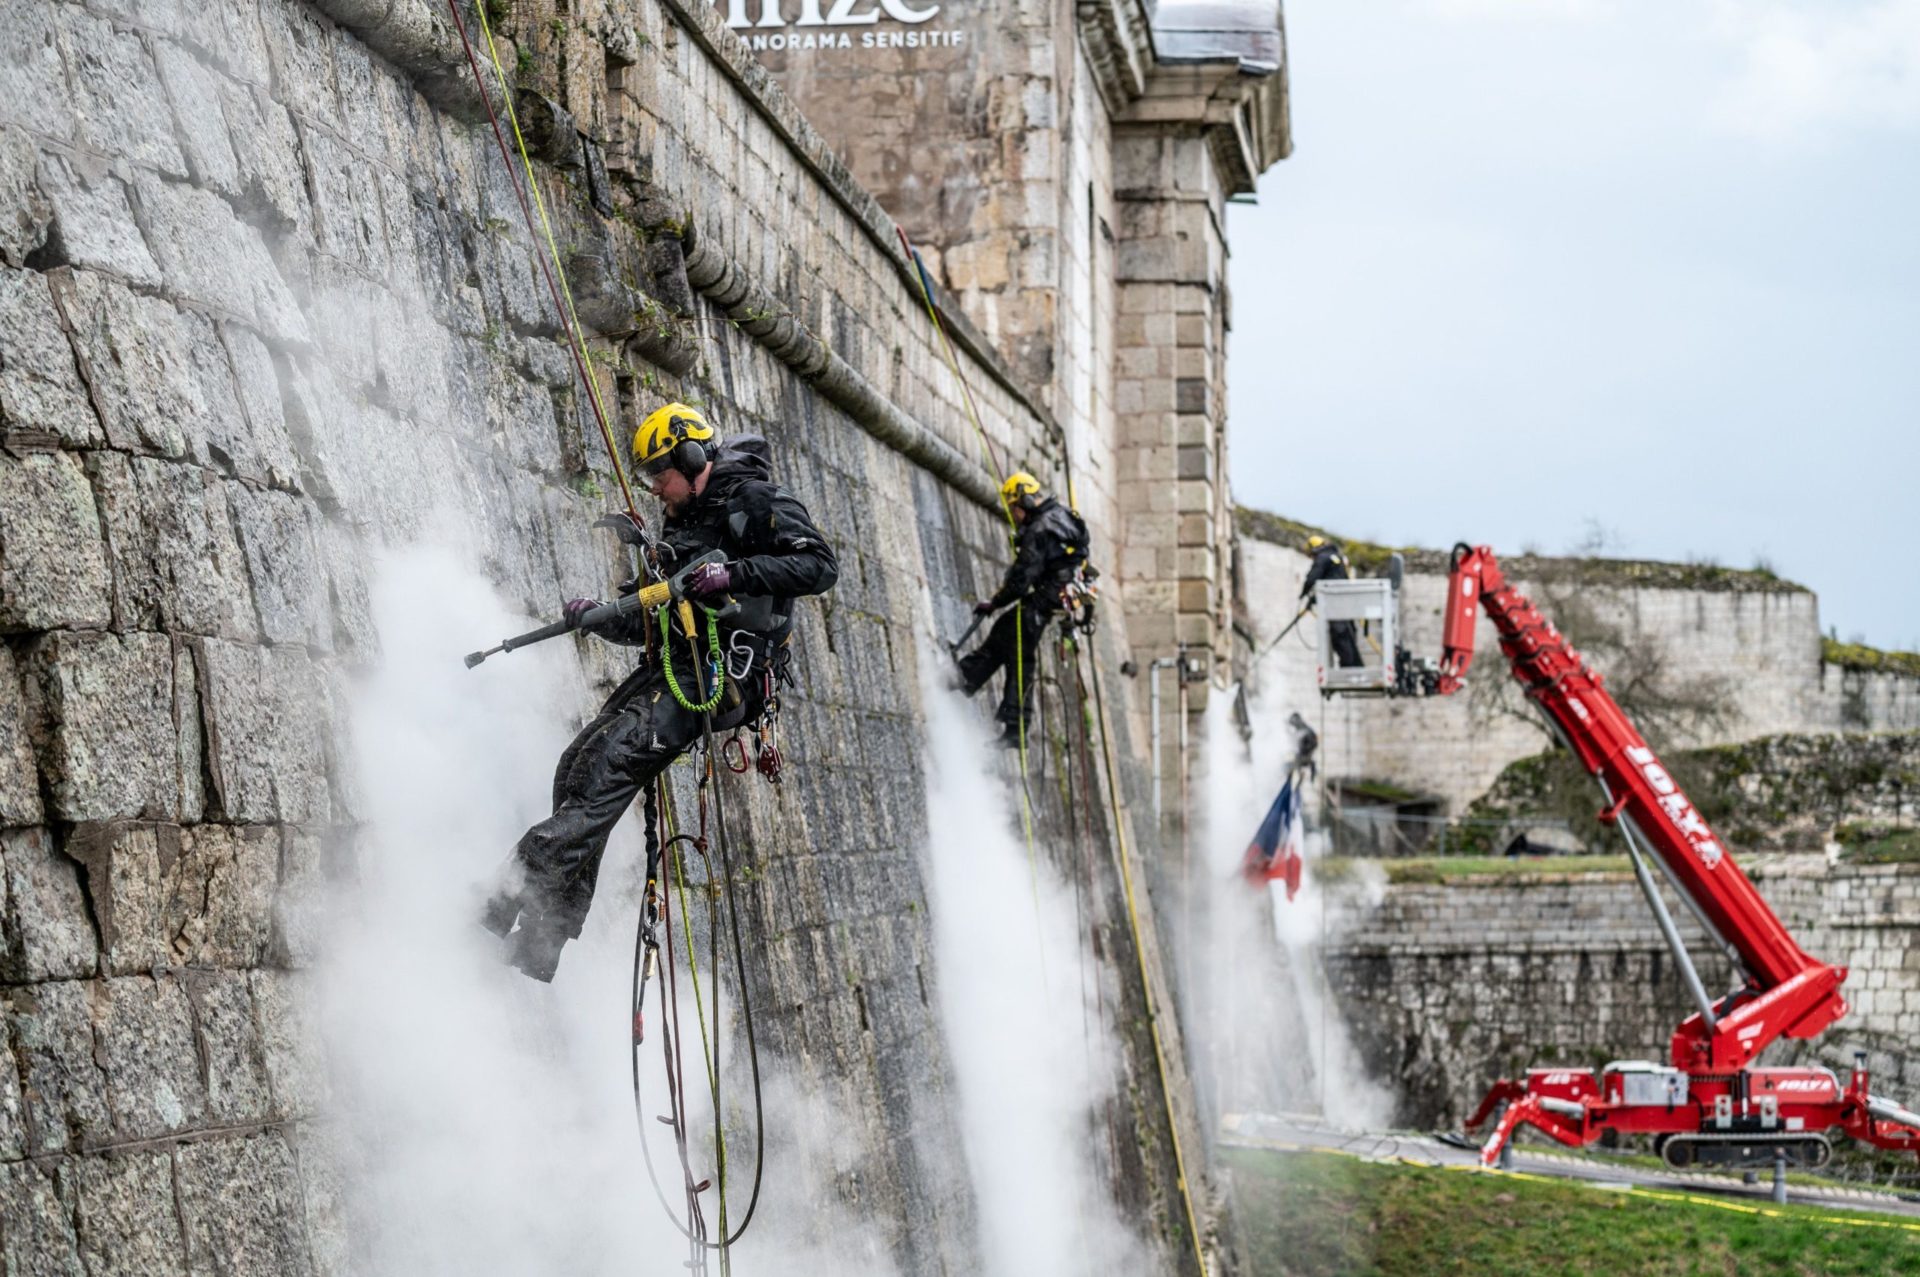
1301;534;1363;668
954;472;1091;747
478;404;838;981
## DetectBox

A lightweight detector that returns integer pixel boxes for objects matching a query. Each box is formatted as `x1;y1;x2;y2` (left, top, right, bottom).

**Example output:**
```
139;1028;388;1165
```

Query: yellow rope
1080;645;1210;1275
470;4;638;516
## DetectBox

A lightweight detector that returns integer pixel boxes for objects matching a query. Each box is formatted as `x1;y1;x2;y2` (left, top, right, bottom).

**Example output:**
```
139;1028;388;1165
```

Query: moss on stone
1823;637;1920;679
1234;505;1809;594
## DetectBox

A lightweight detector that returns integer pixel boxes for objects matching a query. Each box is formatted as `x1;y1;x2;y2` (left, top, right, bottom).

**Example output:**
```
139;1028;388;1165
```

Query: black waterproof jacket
608;435;838;647
989;497;1089;616
1299;543;1351;601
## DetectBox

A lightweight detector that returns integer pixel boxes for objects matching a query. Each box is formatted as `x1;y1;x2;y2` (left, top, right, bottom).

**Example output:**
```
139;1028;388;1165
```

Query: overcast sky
1228;0;1920;648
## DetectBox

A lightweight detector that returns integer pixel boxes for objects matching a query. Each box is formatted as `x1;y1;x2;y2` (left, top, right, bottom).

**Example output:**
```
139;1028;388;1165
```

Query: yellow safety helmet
1305;534;1328;552
632;403;716;478
1000;471;1043;510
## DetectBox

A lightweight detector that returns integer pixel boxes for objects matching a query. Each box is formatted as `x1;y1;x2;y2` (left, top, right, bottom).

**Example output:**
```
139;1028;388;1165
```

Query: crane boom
1436;545;1846;1072
1323;540;1920;1168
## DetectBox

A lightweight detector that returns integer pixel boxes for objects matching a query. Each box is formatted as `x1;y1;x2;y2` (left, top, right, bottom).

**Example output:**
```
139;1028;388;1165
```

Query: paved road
1221;1111;1920;1222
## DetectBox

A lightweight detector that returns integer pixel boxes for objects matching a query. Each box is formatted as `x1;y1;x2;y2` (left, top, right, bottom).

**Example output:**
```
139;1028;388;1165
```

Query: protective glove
563;598;601;629
973;600;997;617
685;562;732;599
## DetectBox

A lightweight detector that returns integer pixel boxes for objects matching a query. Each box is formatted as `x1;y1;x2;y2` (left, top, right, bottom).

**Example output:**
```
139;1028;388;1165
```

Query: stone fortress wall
0;0;1287;1271
1319;858;1920;1131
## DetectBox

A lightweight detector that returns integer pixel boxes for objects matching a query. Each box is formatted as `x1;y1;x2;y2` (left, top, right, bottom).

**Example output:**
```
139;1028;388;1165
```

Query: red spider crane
1417;545;1920;1169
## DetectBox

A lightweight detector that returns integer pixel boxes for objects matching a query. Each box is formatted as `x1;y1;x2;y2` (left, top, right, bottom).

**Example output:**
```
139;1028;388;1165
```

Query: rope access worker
955;472;1090;747
1300;534;1362;668
479;404;839;981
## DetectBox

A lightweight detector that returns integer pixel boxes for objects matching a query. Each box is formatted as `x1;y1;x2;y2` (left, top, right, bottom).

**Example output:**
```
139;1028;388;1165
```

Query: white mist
1197;668;1394;1130
913;641;1145;1275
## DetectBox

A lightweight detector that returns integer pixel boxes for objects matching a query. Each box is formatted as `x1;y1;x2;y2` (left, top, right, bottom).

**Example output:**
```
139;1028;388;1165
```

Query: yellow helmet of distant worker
1000;471;1043;511
1305;534;1329;552
632;403;716;479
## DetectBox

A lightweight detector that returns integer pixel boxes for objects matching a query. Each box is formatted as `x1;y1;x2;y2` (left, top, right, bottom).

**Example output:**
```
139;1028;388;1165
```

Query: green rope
662;607;726;713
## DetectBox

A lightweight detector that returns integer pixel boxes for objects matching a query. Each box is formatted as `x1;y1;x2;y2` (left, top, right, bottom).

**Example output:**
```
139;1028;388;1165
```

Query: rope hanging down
444;6;776;1265
630;654;769;1273
444;0;640;521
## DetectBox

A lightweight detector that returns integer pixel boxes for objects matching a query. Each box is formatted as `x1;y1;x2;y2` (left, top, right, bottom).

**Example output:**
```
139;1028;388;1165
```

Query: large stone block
286;1121;350;1277
227;485;329;648
175;1132;315;1277
130;175;309;346
251;969;327;1118
0;0;76;144
179;0;274;87
36;154;166;292
60;7;187;178
218;79;312;237
0;1160;85;1277
8;981;114;1155
96;974;207;1140
179;969;273;1126
61;1149;188;1277
164;823;277;968
153;38;242;197
0;264;102;448
23;631;184;822
0;127;50;267
316;518;377;663
271;826;328;969
0;449;112;631
63;822;171;975
86;452;258;639
51;269;205;460
303;128;393;278
258;0;342;130
195;639;331;824
216;322;302;489
0;827;98;982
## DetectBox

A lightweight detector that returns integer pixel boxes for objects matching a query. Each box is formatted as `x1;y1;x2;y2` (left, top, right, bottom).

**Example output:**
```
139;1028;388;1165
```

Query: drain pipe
1149;657;1180;821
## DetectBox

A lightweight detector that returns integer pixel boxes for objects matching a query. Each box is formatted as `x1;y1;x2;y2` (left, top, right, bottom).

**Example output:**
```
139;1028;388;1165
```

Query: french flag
1241;775;1305;901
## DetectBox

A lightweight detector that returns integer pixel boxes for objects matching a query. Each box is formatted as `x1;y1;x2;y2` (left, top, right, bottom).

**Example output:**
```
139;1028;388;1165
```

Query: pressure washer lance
948;607;989;659
1253;603;1312;663
464;551;735;669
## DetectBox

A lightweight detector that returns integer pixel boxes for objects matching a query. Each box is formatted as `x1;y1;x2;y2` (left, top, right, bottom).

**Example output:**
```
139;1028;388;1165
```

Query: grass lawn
1228;1147;1920;1277
1380;855;1631;885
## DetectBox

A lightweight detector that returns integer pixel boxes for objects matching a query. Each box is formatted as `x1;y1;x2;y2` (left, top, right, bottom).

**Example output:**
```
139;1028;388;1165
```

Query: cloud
1712;0;1920;135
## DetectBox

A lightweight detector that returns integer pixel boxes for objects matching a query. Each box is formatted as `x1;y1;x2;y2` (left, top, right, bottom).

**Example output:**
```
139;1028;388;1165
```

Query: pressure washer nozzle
464;651;487;669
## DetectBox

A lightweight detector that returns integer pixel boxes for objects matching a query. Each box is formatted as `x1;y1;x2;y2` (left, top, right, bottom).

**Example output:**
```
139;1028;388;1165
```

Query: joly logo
1625;745;1724;869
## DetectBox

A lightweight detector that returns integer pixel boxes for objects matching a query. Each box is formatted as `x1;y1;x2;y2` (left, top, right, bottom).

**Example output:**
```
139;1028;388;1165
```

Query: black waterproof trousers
1329;619;1363;668
508;663;763;938
958;601;1049;730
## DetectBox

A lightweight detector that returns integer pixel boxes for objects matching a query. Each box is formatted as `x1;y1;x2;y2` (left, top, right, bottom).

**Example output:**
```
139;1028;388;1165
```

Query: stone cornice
1079;0;1291;194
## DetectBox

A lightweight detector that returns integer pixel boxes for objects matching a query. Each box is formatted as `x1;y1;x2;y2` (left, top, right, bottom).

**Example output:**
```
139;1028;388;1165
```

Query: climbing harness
1059;563;1101;636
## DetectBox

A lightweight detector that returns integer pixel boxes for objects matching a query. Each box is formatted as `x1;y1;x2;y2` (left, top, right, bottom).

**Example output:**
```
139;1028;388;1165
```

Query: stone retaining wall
1321;858;1920;1129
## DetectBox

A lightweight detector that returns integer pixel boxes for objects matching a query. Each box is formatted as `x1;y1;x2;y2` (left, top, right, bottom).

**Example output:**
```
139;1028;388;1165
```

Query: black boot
505;915;570;983
994;723;1026;749
478;887;521;940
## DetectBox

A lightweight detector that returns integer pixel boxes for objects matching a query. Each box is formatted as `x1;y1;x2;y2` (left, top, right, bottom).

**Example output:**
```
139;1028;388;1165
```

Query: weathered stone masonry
1321;860;1920;1131
0;0;1277;1271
